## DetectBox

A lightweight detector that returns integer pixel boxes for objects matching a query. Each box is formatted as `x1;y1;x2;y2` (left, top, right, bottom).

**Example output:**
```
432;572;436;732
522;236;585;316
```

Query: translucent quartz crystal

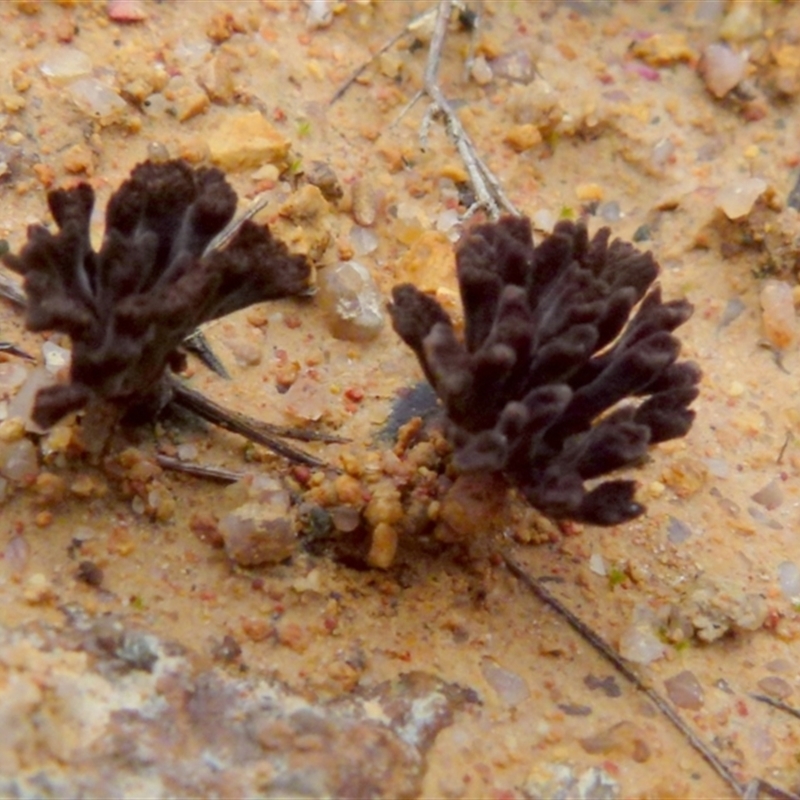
318;261;384;341
700;43;746;98
0;438;38;482
716;177;766;220
67;78;127;123
778;561;800;600
40;49;92;83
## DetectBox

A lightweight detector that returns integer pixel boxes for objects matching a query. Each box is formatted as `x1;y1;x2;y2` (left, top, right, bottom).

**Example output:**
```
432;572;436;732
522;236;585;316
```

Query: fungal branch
0;159;341;464
390;215;701;525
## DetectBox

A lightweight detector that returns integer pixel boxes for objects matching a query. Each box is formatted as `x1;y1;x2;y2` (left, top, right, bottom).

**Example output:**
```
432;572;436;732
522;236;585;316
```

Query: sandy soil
2;1;800;798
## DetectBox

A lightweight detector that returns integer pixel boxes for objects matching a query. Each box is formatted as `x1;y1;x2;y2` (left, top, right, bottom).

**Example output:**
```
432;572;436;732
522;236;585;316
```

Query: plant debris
390;215;700;525
2;158;311;430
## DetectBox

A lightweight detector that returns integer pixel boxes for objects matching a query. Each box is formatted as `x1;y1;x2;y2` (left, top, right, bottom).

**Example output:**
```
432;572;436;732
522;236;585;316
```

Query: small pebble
107;0;147;22
751;478;784;510
470;54;493;85
305;161;343;202
435;208;460;235
504;123;542;153
211;634;242;663
68;78;127;123
305;0;333;29
777;560;800;600
750;725;776;762
597;200;621;222
664;669;704;710
667;515;693;544
718;296;746;330
317;261;384;341
579;721;651;763
0;418;25;443
329;505;361;533
651;137;675;170
176;443;198;461
765;658;793;674
533;209;556;232
283;373;327;422
588;552;607;576
727;380;745;398
480;657;530;706
699;44;747;98
350;225;379;256
40;48;92;83
619;620;666;664
757;676;793;699
42;341;70;374
208;112;290;172
4;534;30;574
219;491;298;567
147;141;170;162
492;50;535;84
0;437;38;482
76;560;104;587
760;279;797;350
584;674;622;698
716;177;766;220
705;458;729;479
351;179;377;227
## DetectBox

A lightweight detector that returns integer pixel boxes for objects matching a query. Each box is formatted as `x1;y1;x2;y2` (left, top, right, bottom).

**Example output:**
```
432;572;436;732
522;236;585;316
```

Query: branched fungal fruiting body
2;159;311;428
389;216;700;526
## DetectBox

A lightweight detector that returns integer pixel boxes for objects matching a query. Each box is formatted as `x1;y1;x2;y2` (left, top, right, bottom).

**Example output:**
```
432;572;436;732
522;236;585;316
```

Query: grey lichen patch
0;614;477;799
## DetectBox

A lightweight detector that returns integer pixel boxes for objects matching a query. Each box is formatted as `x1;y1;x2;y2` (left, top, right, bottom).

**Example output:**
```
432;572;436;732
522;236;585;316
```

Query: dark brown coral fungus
389;216;700;526
2;159;310;428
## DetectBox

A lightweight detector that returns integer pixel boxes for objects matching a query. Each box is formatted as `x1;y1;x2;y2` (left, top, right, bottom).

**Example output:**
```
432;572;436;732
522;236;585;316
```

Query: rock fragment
318;261;384;341
699;43;747;98
208;112;290;171
664;669;704;710
219;480;298;566
716;177;766;219
760;279;797;350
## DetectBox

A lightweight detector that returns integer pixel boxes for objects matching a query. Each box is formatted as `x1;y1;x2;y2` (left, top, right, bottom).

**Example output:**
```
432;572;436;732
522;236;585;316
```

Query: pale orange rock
394;230;455;293
504;123;542;153
208;111;290;171
760;279;797;349
631;33;694;66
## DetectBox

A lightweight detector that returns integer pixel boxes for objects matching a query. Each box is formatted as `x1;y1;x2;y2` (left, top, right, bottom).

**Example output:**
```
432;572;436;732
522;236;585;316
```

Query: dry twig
168;379;344;470
331;0;518;219
420;0;518;218
155;453;243;484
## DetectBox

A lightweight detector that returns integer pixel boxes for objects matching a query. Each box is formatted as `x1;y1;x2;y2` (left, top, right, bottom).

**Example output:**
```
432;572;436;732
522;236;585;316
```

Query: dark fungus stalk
389;216;701;526
2;159;311;429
